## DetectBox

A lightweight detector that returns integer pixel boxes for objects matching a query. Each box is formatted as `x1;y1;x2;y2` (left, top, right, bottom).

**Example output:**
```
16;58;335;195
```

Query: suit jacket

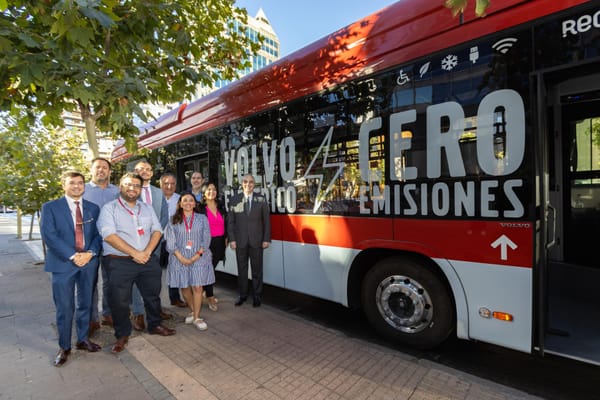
149;184;169;229
41;197;102;273
227;192;271;248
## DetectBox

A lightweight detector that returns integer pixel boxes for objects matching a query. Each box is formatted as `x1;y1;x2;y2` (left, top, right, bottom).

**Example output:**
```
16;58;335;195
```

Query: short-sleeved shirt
84;182;119;209
97;198;163;256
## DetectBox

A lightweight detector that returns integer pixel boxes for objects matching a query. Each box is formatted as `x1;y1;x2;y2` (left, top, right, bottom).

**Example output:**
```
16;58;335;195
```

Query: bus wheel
362;256;454;349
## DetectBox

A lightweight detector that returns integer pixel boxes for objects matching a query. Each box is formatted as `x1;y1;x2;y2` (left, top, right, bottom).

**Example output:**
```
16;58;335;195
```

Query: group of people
41;157;271;367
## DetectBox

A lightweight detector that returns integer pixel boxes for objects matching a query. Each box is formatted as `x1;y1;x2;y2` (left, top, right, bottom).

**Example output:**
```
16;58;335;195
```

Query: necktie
244;196;250;215
143;186;152;205
74;201;84;252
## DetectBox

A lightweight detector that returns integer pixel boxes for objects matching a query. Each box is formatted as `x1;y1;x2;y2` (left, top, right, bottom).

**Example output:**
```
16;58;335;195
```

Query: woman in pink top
198;183;226;311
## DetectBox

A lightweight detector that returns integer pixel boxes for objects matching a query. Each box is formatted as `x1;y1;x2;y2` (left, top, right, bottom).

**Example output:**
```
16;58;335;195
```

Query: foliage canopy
0;0;260;156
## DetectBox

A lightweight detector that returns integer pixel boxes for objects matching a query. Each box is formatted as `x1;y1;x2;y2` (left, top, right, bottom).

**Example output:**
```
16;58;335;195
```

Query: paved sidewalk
0;215;542;400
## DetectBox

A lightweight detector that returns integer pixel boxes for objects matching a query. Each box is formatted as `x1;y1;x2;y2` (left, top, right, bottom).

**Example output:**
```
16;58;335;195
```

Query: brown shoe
160;311;173;320
111;336;129;353
53;348;71;367
101;315;113;327
149;325;176;336
170;299;187;308
132;314;145;331
89;321;100;337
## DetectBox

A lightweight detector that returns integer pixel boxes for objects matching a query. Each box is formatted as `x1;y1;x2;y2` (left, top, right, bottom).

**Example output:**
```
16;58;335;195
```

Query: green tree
0;0;260;157
0;109;86;239
444;0;490;17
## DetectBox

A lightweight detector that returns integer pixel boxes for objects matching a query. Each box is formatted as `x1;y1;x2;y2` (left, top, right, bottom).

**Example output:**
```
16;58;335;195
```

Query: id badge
185;240;193;250
137;226;145;236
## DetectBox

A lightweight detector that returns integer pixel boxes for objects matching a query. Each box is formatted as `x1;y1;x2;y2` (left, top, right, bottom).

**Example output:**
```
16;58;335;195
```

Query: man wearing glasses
227;174;271;307
41;171;103;366
97;173;176;354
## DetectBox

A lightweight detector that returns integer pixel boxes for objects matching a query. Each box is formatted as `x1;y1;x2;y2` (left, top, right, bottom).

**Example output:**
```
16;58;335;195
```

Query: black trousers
235;245;263;299
103;256;162;338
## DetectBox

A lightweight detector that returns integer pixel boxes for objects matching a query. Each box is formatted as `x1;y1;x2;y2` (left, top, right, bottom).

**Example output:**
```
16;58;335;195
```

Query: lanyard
183;213;195;234
118;198;144;235
183;213;195;249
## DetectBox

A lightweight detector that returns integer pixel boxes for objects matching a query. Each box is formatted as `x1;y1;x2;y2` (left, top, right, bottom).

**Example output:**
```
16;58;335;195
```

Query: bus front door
544;71;600;366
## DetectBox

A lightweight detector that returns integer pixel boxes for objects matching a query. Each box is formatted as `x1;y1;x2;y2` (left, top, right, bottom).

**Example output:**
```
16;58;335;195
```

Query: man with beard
97;173;176;354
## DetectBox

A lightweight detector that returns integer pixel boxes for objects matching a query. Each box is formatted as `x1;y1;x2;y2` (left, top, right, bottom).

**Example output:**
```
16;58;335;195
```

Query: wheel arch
347;247;469;340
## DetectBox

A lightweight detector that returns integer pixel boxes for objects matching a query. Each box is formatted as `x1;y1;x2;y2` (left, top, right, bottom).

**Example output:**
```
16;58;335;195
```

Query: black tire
361;256;454;349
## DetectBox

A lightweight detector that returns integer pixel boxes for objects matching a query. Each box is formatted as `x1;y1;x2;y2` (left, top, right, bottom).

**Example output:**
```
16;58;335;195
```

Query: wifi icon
492;37;518;54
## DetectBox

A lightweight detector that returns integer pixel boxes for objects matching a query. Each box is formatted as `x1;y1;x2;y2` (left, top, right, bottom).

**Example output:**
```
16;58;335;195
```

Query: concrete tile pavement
0;215;543;400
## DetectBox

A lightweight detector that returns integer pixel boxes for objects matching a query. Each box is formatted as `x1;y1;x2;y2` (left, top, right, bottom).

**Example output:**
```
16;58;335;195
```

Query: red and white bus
113;0;600;365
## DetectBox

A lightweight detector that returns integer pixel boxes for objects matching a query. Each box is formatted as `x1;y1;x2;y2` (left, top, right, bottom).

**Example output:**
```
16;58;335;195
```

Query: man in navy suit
41;171;102;367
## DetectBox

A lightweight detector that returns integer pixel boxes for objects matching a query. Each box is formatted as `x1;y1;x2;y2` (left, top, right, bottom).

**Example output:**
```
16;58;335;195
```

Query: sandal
208;300;218;312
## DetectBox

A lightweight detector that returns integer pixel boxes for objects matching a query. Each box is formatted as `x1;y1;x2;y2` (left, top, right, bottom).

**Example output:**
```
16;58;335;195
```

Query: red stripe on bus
272;214;533;268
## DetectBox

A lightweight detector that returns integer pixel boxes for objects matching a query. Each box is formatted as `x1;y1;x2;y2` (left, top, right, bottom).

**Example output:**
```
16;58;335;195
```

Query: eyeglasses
163;183;176;186
123;183;142;189
242;180;255;184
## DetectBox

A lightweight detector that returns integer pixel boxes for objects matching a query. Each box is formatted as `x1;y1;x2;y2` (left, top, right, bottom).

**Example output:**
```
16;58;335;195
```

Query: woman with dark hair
165;192;214;330
198;182;226;311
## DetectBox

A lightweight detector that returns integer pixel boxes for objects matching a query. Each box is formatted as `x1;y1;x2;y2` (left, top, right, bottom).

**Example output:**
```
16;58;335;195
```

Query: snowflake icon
441;54;458;71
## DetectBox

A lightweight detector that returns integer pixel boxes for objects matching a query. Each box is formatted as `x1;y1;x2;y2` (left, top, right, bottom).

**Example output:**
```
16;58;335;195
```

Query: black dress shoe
53;349;71;367
234;297;247;306
149;325;176;336
76;339;102;352
253;298;261;308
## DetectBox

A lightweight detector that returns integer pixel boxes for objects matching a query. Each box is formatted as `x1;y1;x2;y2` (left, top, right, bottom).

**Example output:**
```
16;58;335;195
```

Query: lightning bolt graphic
301;126;345;213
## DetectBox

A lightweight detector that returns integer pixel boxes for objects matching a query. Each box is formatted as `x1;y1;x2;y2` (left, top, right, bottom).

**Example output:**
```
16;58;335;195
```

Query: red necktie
74;201;84;252
143;186;152;205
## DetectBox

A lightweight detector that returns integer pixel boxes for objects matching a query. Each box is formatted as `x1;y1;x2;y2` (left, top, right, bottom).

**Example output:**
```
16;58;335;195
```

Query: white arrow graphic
491;234;517;261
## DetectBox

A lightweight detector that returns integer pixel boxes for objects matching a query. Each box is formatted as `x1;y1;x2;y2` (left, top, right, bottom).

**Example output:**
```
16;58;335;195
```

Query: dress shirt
97;198;163;256
165;193;180;218
65;196;87;256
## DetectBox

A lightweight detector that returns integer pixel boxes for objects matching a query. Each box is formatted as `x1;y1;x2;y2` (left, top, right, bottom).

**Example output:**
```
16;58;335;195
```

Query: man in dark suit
227;174;271;307
41;171;103;367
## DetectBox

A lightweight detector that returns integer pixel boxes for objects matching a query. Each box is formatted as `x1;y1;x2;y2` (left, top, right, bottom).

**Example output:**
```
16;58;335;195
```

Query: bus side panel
282;242;357;305
217;214;286;288
449;260;533;353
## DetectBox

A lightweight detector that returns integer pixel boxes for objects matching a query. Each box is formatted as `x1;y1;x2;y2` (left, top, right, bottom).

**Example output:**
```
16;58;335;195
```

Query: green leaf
475;0;490;17
79;5;117;29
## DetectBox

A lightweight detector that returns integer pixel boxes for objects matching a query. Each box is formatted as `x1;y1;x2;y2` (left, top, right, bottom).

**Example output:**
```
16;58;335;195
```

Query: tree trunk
28;211;35;241
84;115;100;159
79;102;100;159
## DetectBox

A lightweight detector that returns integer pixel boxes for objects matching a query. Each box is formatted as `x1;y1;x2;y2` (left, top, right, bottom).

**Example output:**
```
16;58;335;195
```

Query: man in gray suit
227;174;271;307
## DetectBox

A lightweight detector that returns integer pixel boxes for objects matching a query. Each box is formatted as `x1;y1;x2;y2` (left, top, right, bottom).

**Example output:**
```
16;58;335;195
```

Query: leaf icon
419;62;431;77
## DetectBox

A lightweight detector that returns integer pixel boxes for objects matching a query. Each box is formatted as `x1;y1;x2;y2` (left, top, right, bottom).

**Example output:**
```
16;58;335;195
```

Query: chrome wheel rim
375;275;433;333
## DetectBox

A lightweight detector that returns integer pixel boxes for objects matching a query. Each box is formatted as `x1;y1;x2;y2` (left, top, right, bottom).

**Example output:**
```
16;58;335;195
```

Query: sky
235;0;400;57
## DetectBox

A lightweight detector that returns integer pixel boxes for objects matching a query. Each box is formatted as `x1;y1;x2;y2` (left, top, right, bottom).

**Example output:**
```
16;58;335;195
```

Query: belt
106;254;133;259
